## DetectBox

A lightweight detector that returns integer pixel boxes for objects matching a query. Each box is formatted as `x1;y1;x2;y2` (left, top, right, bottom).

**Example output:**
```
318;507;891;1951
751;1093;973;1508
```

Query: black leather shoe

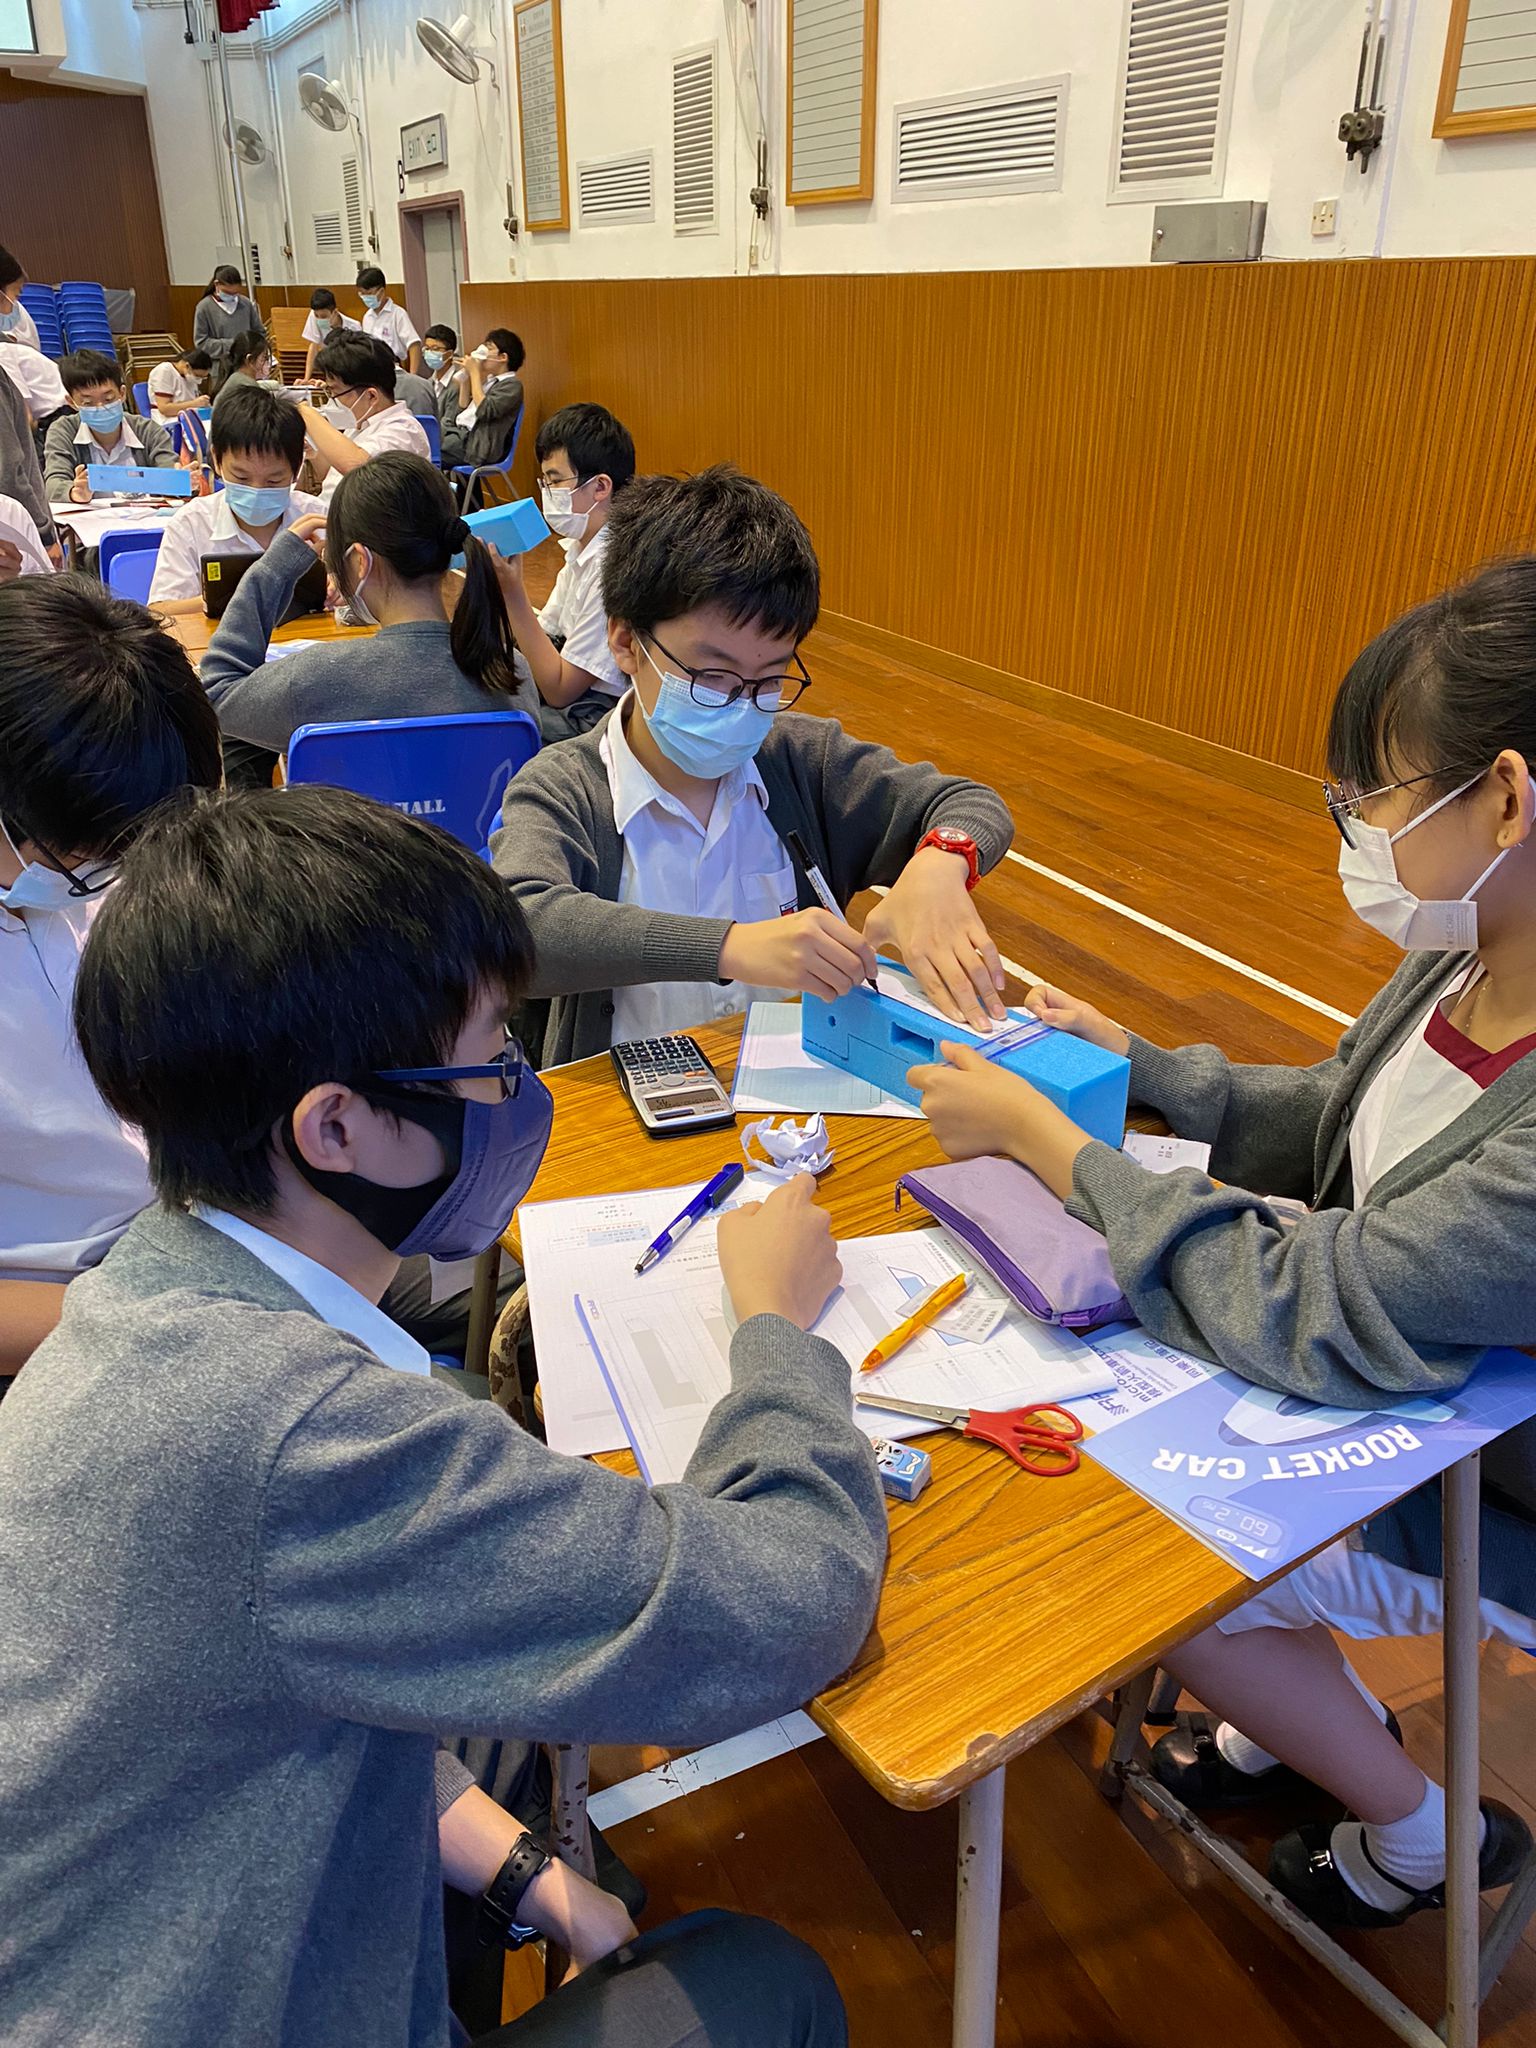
1269;1800;1533;1929
1149;1709;1402;1809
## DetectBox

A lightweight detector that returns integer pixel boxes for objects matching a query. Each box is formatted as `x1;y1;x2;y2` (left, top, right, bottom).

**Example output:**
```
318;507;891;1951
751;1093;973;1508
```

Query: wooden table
516;1015;1267;2048
154;598;372;663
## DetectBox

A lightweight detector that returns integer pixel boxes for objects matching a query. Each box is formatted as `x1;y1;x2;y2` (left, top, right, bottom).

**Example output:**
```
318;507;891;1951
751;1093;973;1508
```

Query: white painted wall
23;0;1536;286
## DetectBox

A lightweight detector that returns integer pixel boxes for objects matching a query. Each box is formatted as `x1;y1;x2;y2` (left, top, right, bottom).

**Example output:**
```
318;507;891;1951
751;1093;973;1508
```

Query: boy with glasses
0;781;885;2046
43;350;178;504
492;463;1015;1063
493;401;635;742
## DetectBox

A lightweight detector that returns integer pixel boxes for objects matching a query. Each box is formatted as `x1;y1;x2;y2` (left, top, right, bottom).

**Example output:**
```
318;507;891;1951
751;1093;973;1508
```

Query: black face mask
281;1084;465;1253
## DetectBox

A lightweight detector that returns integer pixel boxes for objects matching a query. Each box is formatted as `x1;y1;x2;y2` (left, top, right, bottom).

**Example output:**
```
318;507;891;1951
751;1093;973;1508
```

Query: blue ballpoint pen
635;1163;746;1274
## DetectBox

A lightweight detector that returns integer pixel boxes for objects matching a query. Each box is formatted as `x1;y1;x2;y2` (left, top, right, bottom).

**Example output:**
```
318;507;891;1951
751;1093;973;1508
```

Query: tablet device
201;550;329;622
87;464;194;498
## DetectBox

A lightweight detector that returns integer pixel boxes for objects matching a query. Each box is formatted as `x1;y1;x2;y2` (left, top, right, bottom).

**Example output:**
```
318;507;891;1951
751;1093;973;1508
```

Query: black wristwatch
477;1832;553;1950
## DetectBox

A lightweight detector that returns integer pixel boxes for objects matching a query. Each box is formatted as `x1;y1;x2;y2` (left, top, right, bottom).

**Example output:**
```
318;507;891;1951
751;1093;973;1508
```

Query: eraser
873;1437;932;1503
452;497;550;569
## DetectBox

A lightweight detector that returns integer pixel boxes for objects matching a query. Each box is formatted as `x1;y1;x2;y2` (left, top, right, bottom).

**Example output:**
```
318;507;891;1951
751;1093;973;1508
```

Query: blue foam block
801;966;1129;1147
452;497;550;569
86;464;193;498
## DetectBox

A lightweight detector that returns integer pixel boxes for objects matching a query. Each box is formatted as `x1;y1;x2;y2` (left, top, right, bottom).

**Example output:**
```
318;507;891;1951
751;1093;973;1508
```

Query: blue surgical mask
361;291;381;310
79;401;124;433
0;305;20;333
214;291;239;312
639;642;775;781
423;348;446;370
223;482;291;527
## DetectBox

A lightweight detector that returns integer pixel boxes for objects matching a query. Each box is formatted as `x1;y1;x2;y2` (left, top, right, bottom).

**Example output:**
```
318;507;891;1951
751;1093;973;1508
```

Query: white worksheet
527;1188;1114;1478
875;962;1031;1039
732;1002;920;1119
54;501;181;551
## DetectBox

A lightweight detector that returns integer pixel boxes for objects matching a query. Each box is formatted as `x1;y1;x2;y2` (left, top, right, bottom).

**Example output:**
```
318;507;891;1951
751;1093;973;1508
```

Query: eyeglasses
0;813;115;896
536;471;591;493
1323;768;1483;849
372;1035;527;1101
647;631;812;713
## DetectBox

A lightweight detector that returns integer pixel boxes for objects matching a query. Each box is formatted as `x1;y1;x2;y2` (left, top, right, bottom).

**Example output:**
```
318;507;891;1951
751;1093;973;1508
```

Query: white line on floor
587;1713;825;1831
1000;850;1355;1027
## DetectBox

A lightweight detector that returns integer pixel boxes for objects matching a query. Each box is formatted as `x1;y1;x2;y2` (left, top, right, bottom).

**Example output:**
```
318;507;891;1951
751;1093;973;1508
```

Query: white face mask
1337;770;1511;951
0;819;111;915
342;545;380;627
540;482;590;541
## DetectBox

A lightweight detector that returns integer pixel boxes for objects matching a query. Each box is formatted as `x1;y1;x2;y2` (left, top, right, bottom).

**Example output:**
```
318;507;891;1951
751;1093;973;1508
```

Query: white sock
1330;1780;1487;1910
1215;1665;1390;1779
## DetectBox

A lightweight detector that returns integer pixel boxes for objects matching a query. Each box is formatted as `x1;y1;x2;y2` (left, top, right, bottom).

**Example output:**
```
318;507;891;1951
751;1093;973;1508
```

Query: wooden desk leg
1441;1451;1482;2048
953;1764;1005;2048
464;1244;501;1381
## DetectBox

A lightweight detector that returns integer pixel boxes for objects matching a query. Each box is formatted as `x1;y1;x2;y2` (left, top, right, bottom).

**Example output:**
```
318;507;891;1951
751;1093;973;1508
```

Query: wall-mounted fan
416;12;497;87
224;120;268;165
298;73;352;133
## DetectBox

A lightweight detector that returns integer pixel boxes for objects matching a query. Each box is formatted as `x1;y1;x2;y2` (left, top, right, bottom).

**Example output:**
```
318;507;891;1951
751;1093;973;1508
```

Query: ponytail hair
204;264;244;299
226;328;270;374
324;452;521;698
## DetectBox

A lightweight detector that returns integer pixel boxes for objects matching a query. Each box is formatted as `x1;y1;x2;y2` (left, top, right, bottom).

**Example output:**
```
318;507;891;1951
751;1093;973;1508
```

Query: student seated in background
393;354;441;424
357;262;422;372
495;402;635;743
147;344;213;421
0;491;56;580
301;285;362;379
1;329;68;437
0;573;221;1383
192;263;262;373
0;242;40;351
147;385;324;606
422;321;461;419
212;328;278;408
441;327;524;472
201;449;538;771
493;462;1013;1063
297;332;430;503
0;780;883;2047
44;350;178;503
909;554;1536;1932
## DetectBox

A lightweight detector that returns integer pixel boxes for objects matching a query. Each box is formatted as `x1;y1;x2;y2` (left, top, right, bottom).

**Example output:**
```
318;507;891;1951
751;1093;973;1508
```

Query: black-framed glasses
373;1036;527;1101
536;470;594;495
647;631;812;714
0;813;115;897
1323;767;1484;849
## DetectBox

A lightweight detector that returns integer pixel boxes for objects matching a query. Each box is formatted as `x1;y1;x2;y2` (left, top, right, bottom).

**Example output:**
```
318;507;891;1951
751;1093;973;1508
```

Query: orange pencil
860;1272;970;1372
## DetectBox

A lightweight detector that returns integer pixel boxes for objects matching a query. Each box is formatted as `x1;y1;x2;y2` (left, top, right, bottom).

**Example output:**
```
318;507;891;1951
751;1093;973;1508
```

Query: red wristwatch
915;827;981;891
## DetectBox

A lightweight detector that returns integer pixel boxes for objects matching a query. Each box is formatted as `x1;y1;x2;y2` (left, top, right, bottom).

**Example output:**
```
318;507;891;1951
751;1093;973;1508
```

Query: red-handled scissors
854;1395;1084;1475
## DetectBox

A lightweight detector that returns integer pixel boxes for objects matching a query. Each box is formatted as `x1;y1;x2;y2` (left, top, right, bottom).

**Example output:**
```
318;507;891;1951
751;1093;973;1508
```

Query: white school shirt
601;699;798;1044
196;1209;431;1376
362;299;421;364
146;360;202;412
1;343;67;423
317;400;431;504
301;310;363;347
454;370;517;433
0;491;54;575
72;414;149;466
146;484;328;604
536;522;625;697
1348;968;1536;1201
0;889;152;1284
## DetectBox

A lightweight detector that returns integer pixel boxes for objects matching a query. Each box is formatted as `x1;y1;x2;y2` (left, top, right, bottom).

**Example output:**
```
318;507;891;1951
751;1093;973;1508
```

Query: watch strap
478;1833;552;1949
916;828;981;891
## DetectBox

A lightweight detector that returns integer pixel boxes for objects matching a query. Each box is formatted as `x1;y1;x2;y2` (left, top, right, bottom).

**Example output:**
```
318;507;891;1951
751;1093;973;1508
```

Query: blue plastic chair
132;380;152;419
105;547;159;604
451;406;523;512
285;710;541;852
414;411;442;465
97;527;163;587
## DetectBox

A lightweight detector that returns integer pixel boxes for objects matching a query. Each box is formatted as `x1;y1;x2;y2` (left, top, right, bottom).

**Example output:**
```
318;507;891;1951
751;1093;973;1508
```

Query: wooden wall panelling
0;73;171;330
461;258;1536;780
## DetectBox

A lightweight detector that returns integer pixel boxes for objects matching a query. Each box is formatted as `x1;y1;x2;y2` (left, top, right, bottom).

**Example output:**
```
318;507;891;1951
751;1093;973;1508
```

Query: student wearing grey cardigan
492;465;1015;1064
200;450;540;768
912;556;1536;1934
0;787;882;2048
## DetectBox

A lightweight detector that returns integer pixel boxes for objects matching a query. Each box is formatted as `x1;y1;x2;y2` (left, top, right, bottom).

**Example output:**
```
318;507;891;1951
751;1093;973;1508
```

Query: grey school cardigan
1066;948;1536;1606
0;1206;885;2048
490;709;1016;1063
199;528;540;753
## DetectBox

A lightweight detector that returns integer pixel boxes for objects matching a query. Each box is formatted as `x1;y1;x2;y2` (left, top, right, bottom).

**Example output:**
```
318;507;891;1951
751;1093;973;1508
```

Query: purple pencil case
897;1155;1131;1330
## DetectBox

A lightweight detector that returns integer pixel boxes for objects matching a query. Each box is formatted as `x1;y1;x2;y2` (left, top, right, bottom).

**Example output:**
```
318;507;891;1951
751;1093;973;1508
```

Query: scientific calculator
610;1035;738;1138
